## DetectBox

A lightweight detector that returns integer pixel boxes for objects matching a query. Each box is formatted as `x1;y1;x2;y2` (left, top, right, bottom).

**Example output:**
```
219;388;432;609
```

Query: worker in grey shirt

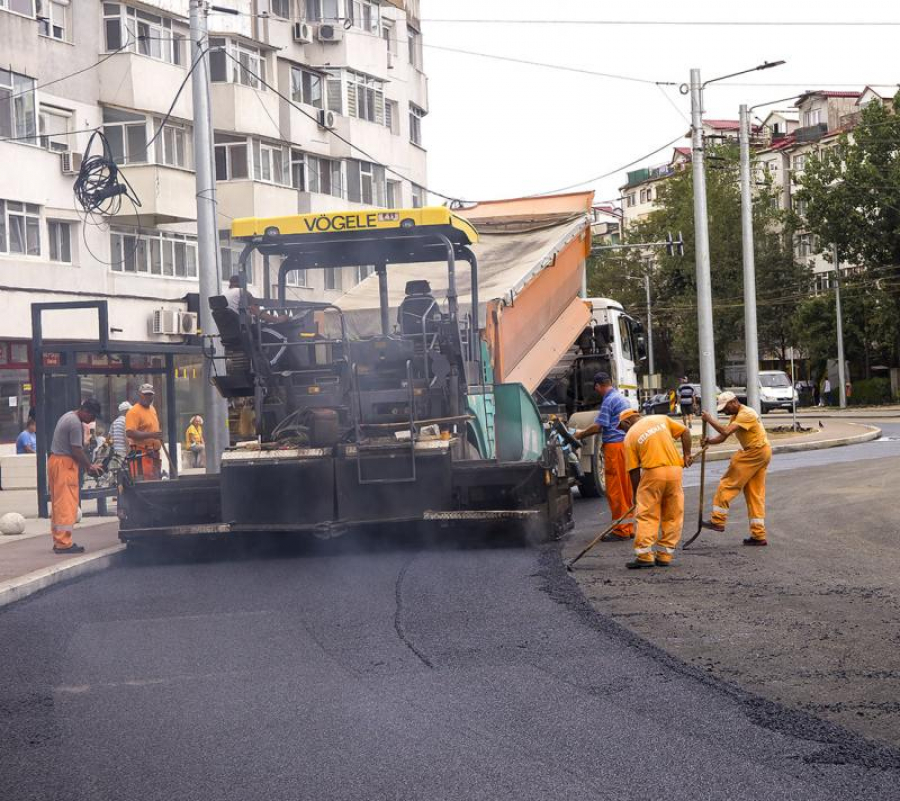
48;399;103;554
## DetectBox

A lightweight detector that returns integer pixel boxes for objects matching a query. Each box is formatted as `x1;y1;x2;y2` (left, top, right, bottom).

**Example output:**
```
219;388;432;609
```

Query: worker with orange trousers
126;383;163;481
574;372;635;541
701;391;772;546
618;409;694;569
48;398;103;554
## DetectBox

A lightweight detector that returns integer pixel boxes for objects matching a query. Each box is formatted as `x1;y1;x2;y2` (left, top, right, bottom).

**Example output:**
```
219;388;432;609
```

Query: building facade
0;0;428;442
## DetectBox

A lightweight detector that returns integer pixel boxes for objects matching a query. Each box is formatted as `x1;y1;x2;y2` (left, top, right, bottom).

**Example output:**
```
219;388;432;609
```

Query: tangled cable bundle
73;131;141;216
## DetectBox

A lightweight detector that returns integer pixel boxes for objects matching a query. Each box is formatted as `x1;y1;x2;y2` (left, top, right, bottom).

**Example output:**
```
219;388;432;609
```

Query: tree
794;91;900;368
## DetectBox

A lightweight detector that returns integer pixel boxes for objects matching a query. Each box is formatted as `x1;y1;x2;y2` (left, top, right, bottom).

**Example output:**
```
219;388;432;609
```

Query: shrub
848;377;891;406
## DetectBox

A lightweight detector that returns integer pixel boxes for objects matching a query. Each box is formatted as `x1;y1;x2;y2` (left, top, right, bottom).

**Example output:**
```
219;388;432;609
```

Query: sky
419;0;899;208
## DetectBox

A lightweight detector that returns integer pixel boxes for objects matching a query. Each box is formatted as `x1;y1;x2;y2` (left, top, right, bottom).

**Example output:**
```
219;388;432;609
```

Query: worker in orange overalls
48;398;103;554
125;383;164;481
700;391;772;546
618;408;694;569
574;372;636;541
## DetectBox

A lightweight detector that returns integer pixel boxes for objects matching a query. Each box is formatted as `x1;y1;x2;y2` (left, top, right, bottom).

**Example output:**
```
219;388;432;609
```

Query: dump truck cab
117;207;573;542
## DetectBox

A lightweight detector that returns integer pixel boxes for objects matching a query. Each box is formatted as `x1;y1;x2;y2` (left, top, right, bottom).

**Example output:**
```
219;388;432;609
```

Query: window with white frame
39;106;71;152
384;99;399;135
270;0;289;19
324;267;342;291
794;198;808;218
304;0;339;21
0;0;36;17
386;179;400;208
407;25;422;69
795;233;817;259
306;154;343;197
103;4;184;65
290;66;324;109
347;0;379;31
47;220;72;263
803;108;822;127
103;107;148;164
110;229;197;277
345;71;385;124
252;140;290;185
409;103;424;146
219;230;254;283
792;154;806;173
154;118;191;168
283;257;308;287
411;184;425;209
209;38;267;89
214;133;249;180
37;0;70;41
625;193;636;207
382;19;396;53
353;265;374;284
0;70;37;143
0;200;41;256
290;148;305;190
347;159;385;205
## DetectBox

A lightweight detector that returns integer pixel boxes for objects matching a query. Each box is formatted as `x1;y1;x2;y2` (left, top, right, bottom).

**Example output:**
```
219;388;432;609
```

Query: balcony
216;180;303;221
795;122;828;143
111;164;197;225
98;53;193;120
211;82;282;140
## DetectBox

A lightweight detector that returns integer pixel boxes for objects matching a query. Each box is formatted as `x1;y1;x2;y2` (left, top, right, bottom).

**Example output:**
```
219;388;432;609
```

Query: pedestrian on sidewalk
126;385;163;481
184;415;205;468
109;401;131;458
822;377;832;406
48;399;103;554
574;372;635;542
16;418;36;454
678;379;696;428
617;409;693;569
700;391;772;546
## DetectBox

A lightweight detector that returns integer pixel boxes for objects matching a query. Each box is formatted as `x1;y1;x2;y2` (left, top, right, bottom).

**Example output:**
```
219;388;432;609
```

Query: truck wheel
578;449;606;498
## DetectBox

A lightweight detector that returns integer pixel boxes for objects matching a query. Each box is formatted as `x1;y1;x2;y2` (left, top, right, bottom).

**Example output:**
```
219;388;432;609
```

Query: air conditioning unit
386;51;396;70
60;151;83;175
318;108;337;129
151;309;180;336
178;311;199;335
292;21;313;43
316;22;343;43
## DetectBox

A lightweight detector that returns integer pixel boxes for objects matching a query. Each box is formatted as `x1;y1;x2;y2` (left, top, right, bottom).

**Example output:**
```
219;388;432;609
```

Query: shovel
566;505;637;571
682;421;708;550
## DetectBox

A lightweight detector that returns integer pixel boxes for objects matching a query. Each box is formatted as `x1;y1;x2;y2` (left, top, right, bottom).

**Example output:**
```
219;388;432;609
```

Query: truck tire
578;448;606;498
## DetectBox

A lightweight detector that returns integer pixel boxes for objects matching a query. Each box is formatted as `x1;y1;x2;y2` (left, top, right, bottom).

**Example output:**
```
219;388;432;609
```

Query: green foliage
848;377;891;405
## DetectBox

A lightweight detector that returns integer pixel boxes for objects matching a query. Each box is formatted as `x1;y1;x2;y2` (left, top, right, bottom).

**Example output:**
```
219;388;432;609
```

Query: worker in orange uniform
574;372;635;541
126;384;163;481
700;391;772;546
618;408;694;569
48;398;103;554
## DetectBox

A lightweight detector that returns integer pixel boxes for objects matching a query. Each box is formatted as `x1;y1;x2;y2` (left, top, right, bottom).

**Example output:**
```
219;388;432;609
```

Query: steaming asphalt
2;422;899;799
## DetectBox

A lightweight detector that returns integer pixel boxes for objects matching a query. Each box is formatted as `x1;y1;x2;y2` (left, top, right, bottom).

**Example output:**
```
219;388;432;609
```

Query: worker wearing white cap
109;401;132;457
125;384;163;481
700;391;772;546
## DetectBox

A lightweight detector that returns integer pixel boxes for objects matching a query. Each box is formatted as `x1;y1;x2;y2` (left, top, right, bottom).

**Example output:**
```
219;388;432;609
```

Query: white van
758;370;799;414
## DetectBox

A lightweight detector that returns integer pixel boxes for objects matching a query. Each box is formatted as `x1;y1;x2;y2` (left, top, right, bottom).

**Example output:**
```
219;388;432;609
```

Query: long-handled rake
682;421;708;550
566;505;637;571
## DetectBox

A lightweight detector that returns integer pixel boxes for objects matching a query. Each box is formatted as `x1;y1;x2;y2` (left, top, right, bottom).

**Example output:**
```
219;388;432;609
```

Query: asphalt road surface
2;424;900;800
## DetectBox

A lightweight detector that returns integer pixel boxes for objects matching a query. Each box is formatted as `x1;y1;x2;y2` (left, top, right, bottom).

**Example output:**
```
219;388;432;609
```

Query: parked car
642;393;672;416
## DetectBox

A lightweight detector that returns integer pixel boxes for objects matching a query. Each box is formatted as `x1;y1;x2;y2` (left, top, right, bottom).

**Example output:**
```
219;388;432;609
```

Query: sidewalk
0;491;123;609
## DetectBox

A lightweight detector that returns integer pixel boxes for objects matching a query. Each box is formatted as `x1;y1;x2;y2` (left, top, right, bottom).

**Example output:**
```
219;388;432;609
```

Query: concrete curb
0;543;126;610
704;423;882;463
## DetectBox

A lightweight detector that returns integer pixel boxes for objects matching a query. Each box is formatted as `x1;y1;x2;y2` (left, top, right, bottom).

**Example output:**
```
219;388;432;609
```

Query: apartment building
0;0;428;442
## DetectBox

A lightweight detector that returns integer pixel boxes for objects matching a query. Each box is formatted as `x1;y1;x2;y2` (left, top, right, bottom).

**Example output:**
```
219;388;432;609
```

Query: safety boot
625;558;655;570
742;538;767;547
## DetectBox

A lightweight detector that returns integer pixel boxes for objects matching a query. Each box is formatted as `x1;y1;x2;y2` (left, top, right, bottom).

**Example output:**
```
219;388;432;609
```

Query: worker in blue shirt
16;418;37;454
574;372;636;540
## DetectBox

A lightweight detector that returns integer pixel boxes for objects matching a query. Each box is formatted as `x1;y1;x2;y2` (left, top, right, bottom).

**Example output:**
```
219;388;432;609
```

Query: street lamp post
738;103;761;413
832;243;848;408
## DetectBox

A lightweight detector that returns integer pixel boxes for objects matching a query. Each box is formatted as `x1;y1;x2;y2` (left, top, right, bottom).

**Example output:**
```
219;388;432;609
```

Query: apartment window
795;233;817;259
214;133;249;180
103;4;184;65
219;230;254;283
803;108;822;127
384;99;399;135
39;106;71;152
792;154;806;173
409;104;424;146
154;119;190;168
47;220;72;263
0;0;35;16
37;0;70;41
411;184;425;209
290;148;305;190
386;179;400;208
0;70;37;143
304;0;338;21
290;66;324;109
346;71;384;124
347;159;385;205
407;25;422;69
209;38;266;89
794;199;808;218
382;20;396;53
353;265;374;284
270;0;289;18
0;201;41;255
625;193;636;208
103;107;147;164
283;257;307;287
306;155;343;197
324;267;342;291
347;0;379;31
110;229;197;278
252;140;290;185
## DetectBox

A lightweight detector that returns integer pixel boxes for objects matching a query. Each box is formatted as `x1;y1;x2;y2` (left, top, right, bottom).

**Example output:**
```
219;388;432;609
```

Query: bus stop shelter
32;300;203;518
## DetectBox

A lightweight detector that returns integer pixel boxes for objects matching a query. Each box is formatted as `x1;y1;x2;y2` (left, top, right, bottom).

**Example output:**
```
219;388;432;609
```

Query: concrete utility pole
644;272;655;376
738;104;761;413
189;0;228;471
832;243;848;408
689;68;717;415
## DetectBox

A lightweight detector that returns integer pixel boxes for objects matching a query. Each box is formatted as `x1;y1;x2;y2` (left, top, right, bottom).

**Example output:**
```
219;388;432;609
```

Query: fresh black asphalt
1;422;899;800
